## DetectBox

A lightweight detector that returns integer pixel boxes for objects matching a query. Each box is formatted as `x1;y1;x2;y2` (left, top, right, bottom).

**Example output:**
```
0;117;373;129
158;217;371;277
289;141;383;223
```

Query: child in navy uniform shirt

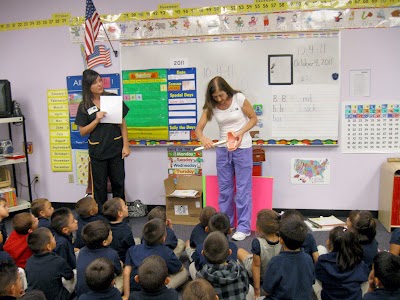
315;226;369;300
50;208;78;270
0;198;9;251
103;197;135;262
262;215;315;299
130;255;179;300
25;227;73;300
364;252;400;300
31;198;54;229
185;206;216;262
79;257;122;300
74;196;106;249
75;220;122;298
389;228;400;256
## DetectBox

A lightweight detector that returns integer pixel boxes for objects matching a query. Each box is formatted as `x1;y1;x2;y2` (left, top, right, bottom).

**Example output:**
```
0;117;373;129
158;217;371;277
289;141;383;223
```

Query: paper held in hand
169;189;198;197
100;96;122;124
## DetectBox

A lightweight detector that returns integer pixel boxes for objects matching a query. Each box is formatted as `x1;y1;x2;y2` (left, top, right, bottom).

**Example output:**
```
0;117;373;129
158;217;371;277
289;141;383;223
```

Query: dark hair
148;206;166;222
143;218;166;246
281;209;304;221
82;220;111;249
279;216;307;250
12;212;34;234
352;211;376;244
75;197;96;218
208;212;230;235
199;206;217;227
85;257;115;292
0;262;19;296
329;226;363;272
182;278;217;300
103;197;124;221
137;255;168;292
203;76;239;121
31;198;49;218
50;208;72;235
80;69;100;111
27;227;52;254
373;252;400;290
256;209;280;238
203;231;229;264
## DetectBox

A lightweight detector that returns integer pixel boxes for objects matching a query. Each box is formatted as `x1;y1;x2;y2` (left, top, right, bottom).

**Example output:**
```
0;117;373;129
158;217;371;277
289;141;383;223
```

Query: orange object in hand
227;131;239;151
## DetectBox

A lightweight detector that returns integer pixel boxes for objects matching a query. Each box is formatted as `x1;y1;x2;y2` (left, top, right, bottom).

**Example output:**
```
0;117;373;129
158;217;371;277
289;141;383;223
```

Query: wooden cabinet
379;162;400;232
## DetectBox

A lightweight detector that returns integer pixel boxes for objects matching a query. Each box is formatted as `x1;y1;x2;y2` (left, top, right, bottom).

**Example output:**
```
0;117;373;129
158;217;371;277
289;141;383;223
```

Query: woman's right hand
200;136;213;149
95;111;107;122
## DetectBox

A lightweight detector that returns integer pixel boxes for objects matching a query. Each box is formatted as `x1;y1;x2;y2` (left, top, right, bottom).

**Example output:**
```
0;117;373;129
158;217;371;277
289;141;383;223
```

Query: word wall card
341;103;400;153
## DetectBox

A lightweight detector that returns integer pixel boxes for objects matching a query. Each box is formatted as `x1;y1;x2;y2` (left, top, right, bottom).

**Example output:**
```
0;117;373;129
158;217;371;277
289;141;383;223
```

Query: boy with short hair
262;216;315;299
130;255;179;299
148;206;185;257
75;220;122;298
25;227;73;300
74;196;106;249
198;231;250;300
50;208;78;269
0;198;9;250
103;197;135;262
182;278;219;300
123;218;186;299
30;198;54;229
4;212;38;268
79;257;122;300
364;251;400;299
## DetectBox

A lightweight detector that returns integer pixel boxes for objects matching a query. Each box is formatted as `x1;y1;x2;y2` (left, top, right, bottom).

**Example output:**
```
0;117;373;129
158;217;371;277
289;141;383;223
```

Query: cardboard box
164;176;203;225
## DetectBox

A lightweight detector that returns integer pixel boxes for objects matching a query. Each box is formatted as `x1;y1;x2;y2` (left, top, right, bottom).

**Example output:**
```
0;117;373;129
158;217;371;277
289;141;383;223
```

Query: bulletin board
121;32;340;145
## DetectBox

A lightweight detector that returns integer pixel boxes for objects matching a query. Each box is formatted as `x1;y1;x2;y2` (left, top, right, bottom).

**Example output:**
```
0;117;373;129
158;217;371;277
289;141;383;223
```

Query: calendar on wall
341;103;400;153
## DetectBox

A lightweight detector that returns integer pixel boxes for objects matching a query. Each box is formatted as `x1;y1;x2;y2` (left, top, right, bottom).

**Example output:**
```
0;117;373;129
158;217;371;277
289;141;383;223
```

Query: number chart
342;103;400;153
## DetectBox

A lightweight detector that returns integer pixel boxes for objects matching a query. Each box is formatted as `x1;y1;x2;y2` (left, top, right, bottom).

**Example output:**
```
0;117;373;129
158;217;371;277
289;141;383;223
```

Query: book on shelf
307;215;345;229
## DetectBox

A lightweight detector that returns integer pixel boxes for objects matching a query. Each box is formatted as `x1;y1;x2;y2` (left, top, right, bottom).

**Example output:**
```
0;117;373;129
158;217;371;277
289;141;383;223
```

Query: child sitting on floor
389;228;400;256
30;198;54;229
182;278;219;300
0;198;9;250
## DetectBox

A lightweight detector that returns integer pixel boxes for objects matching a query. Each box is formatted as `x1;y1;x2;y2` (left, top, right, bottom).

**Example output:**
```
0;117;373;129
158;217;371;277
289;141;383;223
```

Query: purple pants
216;147;253;233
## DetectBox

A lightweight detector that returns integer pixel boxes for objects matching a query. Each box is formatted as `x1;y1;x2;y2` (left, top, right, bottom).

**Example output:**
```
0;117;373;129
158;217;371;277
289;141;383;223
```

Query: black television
0;80;13;117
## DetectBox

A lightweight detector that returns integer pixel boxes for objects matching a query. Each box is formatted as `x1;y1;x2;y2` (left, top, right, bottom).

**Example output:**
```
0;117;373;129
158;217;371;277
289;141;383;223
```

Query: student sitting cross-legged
79;257;122;300
75;220;122;298
129;255;179;300
122;218;188;300
197;231;252;300
25;227;74;300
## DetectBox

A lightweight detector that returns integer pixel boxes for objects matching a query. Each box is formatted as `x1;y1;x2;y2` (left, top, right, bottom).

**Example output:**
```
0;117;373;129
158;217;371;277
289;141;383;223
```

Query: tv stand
0;117;32;212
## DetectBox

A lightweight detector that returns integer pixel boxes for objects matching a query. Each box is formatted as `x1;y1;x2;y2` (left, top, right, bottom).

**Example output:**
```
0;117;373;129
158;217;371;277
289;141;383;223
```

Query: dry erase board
121;33;339;145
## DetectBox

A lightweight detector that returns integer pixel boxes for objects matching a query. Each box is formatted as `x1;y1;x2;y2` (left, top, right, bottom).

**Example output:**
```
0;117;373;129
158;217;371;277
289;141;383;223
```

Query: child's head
0;262;23;297
103;197;128;222
256;209;280;238
347;210;376;243
371;252;400;291
182;278;218;300
27;227;56;254
12;212;38;234
199;206;217;227
203;231;230;264
31;198;54;219
142;218;166;246
328;226;363;272
75;197;98;218
85;257;115;292
82;220;112;249
279;215;307;250
135;255;168;292
0;198;9;220
281;209;304;222
50;207;78;236
208;212;230;235
148;206;167;223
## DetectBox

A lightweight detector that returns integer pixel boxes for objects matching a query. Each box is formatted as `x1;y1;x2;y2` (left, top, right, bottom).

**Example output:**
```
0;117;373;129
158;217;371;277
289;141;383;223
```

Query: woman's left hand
235;131;244;148
122;145;131;159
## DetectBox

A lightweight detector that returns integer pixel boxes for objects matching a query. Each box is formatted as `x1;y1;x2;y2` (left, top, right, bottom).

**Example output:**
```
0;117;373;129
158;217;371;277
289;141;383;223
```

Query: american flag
85;0;101;58
87;45;111;69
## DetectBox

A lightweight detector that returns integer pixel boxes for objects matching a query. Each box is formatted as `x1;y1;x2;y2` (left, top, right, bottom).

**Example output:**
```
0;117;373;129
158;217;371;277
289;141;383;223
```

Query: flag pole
101;23;118;57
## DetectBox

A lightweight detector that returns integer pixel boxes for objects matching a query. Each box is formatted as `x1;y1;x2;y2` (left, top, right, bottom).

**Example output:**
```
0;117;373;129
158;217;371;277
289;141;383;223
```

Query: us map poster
291;158;330;184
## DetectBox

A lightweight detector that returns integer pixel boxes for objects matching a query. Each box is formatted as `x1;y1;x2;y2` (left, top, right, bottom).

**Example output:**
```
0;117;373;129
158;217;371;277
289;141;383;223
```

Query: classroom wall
0;1;398;210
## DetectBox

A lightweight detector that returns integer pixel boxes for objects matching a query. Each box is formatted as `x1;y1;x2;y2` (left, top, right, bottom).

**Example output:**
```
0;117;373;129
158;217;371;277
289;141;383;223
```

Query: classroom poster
341;103;400;153
290;158;330;184
167;147;202;176
74;150;89;185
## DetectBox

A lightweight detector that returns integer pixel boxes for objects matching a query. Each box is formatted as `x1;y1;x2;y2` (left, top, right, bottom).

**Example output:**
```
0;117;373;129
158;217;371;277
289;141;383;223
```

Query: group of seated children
1;195;400;300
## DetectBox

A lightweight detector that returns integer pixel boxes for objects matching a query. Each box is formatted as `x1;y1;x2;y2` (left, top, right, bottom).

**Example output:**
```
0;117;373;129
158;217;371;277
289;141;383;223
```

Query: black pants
90;155;125;213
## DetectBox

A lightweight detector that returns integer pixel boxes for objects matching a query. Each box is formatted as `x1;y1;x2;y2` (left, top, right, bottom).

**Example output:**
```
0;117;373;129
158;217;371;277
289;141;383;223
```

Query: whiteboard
121;34;339;143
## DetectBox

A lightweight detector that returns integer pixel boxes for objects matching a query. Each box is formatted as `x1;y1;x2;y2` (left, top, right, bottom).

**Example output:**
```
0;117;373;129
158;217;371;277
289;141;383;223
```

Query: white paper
174;205;189;215
350;70;371;97
170;189;198;197
100;96;122;124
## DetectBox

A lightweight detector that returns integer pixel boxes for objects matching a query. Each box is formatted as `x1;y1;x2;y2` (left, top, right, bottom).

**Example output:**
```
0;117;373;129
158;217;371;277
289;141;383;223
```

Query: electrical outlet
33;174;39;183
68;174;74;184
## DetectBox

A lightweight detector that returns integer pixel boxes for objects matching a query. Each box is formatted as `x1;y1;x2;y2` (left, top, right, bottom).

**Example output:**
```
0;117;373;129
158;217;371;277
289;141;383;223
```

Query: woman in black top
75;69;130;212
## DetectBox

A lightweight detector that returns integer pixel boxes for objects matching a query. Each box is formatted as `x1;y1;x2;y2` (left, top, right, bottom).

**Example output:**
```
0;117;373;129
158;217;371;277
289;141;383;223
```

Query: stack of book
305;215;346;231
